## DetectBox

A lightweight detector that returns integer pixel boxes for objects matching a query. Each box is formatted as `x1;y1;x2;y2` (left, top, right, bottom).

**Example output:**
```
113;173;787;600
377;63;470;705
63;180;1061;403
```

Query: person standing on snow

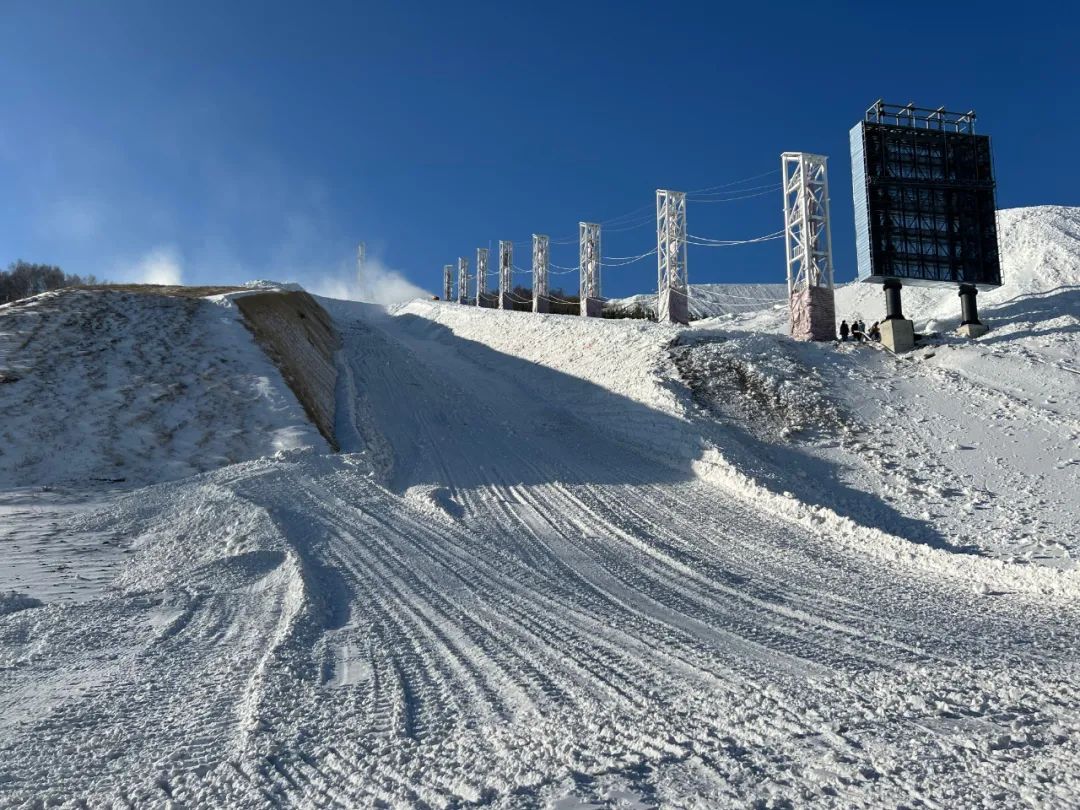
839;320;850;341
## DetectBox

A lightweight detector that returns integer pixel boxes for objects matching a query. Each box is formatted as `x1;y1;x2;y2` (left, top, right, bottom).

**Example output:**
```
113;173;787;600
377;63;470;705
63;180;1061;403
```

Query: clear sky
2;1;1077;299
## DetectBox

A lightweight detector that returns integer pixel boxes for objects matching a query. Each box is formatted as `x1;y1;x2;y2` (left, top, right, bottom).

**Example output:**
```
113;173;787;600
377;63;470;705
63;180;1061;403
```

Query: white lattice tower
532;234;549;313
499;241;513;309
656;189;689;324
782;152;834;295
579;222;601;317
475;247;488;306
782;152;836;341
458;257;469;305
443;264;453;302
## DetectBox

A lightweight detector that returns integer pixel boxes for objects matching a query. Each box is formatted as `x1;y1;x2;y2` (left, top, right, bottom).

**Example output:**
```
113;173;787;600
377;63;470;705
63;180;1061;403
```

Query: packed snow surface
0;207;1079;807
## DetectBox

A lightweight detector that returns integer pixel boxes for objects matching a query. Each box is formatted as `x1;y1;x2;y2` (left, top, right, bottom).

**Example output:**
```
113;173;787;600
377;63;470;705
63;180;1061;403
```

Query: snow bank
0;289;327;488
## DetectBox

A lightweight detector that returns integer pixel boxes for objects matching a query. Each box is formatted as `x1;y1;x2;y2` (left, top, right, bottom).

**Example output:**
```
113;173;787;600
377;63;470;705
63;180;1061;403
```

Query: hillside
0;288;326;488
0;287;328;603
0;207;1078;807
677;205;1080;568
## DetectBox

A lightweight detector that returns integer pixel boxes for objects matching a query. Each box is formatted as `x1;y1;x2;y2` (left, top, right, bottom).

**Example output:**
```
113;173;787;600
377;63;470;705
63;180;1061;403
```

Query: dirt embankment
233;291;340;450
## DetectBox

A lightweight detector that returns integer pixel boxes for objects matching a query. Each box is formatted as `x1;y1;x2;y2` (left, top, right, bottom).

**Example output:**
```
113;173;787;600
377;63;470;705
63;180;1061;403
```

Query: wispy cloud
115;247;184;286
307;254;430;306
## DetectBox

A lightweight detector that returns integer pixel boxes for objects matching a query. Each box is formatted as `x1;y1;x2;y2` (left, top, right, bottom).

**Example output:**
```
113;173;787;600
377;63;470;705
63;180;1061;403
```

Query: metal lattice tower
656;189;689;324
475;247;488;307
782;152;836;341
458;257;469;305
782;153;835;295
579;222;602;317
443;264;453;302
532;234;549;314
499;241;513;310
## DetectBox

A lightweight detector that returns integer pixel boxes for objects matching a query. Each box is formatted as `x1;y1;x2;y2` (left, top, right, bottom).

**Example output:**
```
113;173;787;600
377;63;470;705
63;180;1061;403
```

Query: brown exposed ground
233;291;340;450
76;284;247;298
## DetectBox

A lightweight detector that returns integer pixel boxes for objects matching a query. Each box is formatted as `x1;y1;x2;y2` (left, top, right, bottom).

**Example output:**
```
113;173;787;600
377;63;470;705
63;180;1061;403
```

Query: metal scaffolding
457;257;469;305
783;152;835;294
476;247;488;307
443;264;453;302
579;222;602;317
656;189;688;324
532;234;549;314
782;152;836;341
499;241;513;310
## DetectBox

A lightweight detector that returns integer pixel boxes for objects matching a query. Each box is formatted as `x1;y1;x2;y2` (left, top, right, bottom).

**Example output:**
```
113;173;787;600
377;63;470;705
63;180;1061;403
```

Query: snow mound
0;289;326;488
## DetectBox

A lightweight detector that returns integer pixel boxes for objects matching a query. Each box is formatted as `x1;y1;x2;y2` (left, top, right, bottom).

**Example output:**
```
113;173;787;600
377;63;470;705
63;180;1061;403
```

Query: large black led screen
851;121;1002;288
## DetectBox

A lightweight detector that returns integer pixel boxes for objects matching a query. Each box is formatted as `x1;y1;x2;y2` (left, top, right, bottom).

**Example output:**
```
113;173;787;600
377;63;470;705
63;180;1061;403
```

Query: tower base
789;285;836;341
957;322;989;338
658;288;689;325
880;318;915;353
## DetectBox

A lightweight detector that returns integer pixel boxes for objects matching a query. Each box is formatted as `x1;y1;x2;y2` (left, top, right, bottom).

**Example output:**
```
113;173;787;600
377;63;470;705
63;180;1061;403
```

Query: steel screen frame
851;106;1001;290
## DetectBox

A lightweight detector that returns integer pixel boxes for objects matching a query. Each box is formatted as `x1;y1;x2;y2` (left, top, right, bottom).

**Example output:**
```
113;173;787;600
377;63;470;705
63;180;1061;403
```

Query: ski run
1;206;1079;807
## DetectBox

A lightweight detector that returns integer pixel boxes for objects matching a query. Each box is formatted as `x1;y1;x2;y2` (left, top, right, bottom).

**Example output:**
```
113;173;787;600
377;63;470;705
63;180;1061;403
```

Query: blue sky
2;1;1077;299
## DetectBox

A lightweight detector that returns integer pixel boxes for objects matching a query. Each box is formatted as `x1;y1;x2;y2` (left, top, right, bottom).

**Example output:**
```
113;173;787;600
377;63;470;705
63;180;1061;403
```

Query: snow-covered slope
0;289;326;488
678;205;1080;566
0;288;328;604
1;207;1079;807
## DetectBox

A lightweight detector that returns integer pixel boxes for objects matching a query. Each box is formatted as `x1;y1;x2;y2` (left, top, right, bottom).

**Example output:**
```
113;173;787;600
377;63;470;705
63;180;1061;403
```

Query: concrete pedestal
658;288;689;325
957;322;989;338
880;318;915;353
789;285;836;341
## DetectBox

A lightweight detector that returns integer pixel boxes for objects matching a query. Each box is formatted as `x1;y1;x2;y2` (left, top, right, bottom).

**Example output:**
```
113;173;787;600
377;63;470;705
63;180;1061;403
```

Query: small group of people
839;318;881;343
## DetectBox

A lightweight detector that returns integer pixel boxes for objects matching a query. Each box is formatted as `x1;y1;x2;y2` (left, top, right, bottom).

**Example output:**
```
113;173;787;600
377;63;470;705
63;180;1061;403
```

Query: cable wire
686;230;785;247
688;181;780;199
687;168;779;195
689;187;781;205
